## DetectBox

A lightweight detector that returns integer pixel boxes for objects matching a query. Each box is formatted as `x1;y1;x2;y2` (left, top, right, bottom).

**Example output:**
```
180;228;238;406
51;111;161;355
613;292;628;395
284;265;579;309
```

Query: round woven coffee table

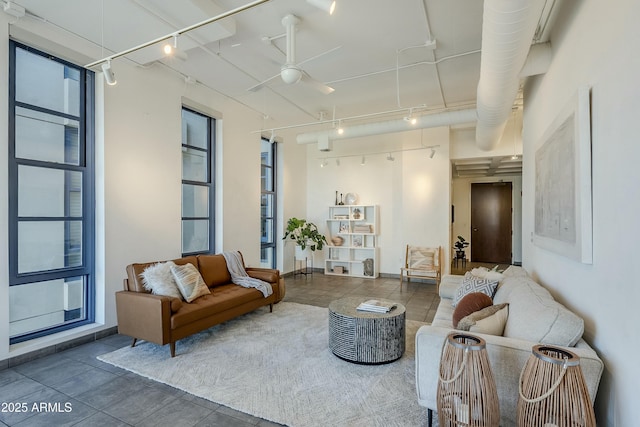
328;297;406;364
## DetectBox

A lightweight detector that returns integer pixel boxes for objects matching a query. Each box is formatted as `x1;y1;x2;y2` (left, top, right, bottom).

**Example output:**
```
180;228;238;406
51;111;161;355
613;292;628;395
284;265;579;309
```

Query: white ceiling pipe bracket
296;109;477;145
475;0;547;151
519;42;552;77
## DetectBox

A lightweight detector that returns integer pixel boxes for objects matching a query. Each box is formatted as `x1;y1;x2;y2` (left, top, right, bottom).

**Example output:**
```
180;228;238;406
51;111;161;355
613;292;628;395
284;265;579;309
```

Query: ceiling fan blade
247;72;281;92
297;45;342;67
301;71;334;95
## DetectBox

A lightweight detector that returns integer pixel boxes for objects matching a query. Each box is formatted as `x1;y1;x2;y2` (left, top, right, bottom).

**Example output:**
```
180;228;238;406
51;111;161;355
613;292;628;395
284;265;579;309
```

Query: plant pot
295;245;312;259
455;250;465;259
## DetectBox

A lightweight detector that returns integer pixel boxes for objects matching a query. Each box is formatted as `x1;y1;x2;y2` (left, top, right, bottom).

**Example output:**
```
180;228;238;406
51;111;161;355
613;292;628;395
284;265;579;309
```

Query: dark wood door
471;182;512;263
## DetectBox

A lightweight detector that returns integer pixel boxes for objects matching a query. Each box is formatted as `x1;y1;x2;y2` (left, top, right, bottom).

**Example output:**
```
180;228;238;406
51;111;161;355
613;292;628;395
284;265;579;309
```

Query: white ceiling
11;0;541;176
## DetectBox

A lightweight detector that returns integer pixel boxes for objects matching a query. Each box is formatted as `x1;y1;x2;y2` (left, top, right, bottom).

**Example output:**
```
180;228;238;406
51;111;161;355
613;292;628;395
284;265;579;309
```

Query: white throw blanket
221;251;273;298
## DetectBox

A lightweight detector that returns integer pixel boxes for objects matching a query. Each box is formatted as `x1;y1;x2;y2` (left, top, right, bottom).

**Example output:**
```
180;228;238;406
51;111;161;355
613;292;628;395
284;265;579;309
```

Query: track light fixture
336;158;340;166
404;108;417;125
268;130;276;144
386;153;395;161
320;159;329;168
360;156;366;166
306;0;336;15
101;60;117;86
337;120;344;135
429;148;436;159
163;35;188;61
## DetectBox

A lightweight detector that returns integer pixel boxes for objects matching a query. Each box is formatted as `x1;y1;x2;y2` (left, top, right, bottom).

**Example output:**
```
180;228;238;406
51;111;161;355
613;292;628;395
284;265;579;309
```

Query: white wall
1;17;266;361
303;127;452;276
523;0;640;424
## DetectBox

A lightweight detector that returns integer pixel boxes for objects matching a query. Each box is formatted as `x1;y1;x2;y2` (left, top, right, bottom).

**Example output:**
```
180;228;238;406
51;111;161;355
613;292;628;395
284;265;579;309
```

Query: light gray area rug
99;302;429;427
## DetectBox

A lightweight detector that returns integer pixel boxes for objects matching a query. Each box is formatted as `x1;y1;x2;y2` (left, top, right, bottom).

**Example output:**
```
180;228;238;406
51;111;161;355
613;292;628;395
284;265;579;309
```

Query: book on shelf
356;299;397;313
353;224;372;233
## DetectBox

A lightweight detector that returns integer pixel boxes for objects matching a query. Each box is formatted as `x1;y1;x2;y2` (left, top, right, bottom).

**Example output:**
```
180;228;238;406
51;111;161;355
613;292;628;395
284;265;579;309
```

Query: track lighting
360;156;366;166
386;153;395;161
306;0;336;15
336;158;340;166
429;148;436;159
163;35;188;61
101;60;117;86
268;130;276;144
404;108;417;125
320;159;329;168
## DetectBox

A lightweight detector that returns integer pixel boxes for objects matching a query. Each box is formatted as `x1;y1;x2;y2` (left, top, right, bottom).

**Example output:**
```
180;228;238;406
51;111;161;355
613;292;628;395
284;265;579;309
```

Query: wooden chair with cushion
399;245;442;290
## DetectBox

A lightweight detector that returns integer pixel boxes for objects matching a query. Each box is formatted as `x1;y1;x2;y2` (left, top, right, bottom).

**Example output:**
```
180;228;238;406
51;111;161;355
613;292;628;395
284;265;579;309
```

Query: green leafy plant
454;235;469;252
283;218;327;251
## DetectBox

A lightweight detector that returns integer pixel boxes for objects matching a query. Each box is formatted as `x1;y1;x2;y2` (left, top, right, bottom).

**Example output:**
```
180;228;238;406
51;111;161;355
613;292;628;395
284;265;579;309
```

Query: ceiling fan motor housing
281;64;302;84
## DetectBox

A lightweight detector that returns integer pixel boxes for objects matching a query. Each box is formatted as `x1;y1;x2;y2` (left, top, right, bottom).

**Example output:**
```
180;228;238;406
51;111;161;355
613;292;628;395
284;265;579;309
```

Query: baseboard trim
1;326;119;370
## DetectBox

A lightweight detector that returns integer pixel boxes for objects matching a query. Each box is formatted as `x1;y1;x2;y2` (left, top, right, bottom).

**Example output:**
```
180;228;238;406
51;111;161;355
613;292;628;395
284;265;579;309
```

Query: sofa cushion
439;275;464;299
127;256;199;293
453;292;493;328
197;254;233;288
171;284;264;329
470;305;509;335
140;261;183;300
458;303;509;334
452;272;499;307
494;276;584;346
171;263;211;303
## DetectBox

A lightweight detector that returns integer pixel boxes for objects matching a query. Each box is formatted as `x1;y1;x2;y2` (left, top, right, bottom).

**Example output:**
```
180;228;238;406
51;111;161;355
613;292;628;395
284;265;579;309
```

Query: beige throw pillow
457;303;509;336
140;261;183;300
170;263;210;303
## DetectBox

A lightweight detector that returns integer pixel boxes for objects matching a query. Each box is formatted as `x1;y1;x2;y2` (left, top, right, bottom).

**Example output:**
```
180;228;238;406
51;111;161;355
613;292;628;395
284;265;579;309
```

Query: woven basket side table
328;297;406;364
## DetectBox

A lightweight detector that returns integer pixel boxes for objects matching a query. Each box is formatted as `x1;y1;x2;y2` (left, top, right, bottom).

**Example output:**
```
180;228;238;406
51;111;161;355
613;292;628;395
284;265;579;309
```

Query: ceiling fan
248;14;338;95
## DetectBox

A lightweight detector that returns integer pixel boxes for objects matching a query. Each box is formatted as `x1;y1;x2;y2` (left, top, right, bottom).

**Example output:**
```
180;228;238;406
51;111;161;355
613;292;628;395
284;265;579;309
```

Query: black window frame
261;138;277;268
181;106;215;256
8;40;95;344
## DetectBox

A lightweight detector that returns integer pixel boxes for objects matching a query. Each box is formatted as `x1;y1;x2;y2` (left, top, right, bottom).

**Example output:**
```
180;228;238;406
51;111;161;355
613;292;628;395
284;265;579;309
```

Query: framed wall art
533;86;593;264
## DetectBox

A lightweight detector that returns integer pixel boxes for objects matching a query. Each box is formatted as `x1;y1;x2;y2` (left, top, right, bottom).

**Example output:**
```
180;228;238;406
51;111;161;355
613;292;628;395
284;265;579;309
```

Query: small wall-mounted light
269;130;276;144
429;148;436;159
386;153;395;161
360;156;366;166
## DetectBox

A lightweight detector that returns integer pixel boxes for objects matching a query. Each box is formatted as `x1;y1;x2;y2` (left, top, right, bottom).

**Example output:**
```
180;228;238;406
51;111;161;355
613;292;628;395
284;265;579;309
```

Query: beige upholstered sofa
415;266;603;426
116;253;285;357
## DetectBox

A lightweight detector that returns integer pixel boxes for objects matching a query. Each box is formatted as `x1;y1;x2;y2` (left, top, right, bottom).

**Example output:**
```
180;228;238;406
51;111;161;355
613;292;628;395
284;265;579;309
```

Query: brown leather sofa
116;253;285;357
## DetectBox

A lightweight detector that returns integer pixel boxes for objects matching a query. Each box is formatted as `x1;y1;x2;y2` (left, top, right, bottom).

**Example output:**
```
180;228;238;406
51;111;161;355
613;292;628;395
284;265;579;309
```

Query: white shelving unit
324;205;378;278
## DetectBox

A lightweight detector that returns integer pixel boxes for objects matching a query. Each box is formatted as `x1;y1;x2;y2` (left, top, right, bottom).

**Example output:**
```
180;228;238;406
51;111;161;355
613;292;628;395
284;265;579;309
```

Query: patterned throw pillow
170;263;211;303
452;272;500;307
140;261;183;300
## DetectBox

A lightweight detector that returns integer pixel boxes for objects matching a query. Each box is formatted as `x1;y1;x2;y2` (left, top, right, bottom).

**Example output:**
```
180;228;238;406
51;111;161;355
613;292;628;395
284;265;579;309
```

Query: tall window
8;41;95;344
261;138;277;268
181;107;215;255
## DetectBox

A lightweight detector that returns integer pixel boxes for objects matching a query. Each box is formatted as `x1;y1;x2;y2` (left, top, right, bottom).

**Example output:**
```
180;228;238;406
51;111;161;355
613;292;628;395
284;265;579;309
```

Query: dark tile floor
0;273;438;426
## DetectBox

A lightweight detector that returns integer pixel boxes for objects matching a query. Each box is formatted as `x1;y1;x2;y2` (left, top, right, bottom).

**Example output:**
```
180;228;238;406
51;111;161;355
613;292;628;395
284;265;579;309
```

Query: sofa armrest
246;267;279;284
415;325;603;426
115;291;172;346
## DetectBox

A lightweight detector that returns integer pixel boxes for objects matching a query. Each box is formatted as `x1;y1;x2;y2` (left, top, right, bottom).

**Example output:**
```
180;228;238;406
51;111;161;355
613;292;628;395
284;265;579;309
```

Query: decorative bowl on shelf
331;236;344;246
345;193;358;205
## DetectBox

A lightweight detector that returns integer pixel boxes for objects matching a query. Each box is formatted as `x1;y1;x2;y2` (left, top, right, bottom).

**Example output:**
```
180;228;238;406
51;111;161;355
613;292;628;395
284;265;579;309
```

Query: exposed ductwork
474;0;548;151
296;109;477;145
296;0;550;151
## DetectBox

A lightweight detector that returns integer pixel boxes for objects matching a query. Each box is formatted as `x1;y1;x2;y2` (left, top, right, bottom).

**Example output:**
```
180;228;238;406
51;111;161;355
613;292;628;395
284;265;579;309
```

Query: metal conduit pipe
296;108;477;145
475;0;547;151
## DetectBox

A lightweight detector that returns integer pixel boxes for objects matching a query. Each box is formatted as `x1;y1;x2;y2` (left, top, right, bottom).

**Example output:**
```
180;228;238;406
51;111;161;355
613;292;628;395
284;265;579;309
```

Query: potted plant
454;235;469;259
283;218;327;252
